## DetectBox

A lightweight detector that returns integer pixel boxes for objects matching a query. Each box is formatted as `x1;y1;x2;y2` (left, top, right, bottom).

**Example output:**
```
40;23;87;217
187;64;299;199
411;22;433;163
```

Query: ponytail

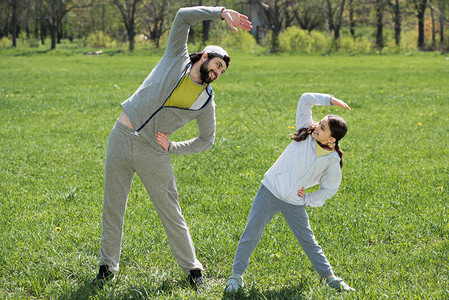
334;141;344;169
290;124;317;142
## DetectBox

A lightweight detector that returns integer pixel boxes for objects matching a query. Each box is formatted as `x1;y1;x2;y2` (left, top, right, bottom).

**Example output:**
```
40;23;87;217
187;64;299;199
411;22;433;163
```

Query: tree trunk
334;27;340;39
102;0;106;33
326;0;346;40
430;0;435;47
270;0;282;53
11;0;18;47
376;0;384;50
40;21;45;45
114;0;140;51
203;20;210;43
57;22;62;44
34;0;40;39
415;0;427;48
393;0;401;46
50;23;57;49
438;0;444;42
326;0;335;36
349;0;355;37
335;0;346;39
418;12;425;47
26;23;30;39
199;0;210;43
127;23;135;50
37;0;45;44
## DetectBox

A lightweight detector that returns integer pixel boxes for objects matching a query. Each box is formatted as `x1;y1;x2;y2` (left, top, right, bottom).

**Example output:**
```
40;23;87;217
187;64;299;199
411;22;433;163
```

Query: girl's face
312;116;336;145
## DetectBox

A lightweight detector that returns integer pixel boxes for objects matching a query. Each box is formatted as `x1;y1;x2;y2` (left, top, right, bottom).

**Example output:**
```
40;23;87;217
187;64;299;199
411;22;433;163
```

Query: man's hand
156;132;170;151
221;9;253;32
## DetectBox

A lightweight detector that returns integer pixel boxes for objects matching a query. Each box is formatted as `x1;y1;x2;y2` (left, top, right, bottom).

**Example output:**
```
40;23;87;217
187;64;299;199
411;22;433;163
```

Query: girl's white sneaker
327;276;355;292
224;274;244;293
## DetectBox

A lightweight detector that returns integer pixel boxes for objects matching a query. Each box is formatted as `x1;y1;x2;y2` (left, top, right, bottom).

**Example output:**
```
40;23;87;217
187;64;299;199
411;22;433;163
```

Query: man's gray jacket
121;6;225;155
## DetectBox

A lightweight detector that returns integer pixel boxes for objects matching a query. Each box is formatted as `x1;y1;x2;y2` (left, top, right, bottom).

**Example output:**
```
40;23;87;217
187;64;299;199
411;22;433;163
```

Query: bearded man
93;6;252;290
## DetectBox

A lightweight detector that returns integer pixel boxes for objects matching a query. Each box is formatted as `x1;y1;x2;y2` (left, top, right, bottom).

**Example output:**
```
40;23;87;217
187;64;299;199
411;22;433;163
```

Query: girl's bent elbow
301;92;313;97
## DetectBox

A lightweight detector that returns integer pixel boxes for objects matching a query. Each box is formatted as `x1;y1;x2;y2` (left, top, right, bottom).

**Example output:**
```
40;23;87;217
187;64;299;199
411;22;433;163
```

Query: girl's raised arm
330;96;351;111
296;93;333;130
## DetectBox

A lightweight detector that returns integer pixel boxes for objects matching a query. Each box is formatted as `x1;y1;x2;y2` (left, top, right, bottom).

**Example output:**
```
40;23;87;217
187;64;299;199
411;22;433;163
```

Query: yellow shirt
164;73;207;109
315;140;335;157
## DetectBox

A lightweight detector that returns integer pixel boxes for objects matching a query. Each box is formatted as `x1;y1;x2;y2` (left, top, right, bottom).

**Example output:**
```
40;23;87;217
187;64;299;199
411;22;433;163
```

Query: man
93;6;252;290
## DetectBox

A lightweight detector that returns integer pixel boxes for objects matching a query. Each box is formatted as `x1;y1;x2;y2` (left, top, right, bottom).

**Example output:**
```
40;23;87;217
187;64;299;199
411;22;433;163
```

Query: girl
225;93;355;293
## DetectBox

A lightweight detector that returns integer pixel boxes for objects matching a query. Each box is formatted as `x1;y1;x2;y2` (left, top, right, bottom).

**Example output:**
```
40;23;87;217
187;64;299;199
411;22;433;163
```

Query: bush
308;30;332;53
220;30;258;53
26;39;41;48
334;35;372;53
0;37;11;48
400;30;419;54
279;27;331;53
279;27;308;52
85;31;115;48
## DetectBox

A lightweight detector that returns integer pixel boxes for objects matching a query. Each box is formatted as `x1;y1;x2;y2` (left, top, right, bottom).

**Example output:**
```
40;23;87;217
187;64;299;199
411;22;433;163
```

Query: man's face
200;57;227;84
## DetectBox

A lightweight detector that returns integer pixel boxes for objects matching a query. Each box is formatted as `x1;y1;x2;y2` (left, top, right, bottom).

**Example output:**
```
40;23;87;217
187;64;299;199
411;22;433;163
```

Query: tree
430;0;447;42
141;0;172;48
325;0;346;39
198;0;210;43
114;0;142;51
438;0;444;42
11;0;18;47
411;0;428;48
430;0;436;46
260;0;289;52
34;0;47;45
388;0;402;46
289;0;324;33
43;0;90;49
374;0;389;50
0;0;9;39
349;0;355;37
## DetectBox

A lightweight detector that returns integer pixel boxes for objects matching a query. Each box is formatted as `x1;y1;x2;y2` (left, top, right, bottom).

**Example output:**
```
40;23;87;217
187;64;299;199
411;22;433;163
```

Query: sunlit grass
0;51;448;299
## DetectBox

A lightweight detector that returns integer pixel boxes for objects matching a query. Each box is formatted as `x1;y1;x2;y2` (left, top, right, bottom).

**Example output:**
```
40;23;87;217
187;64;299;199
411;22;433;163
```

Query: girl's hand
156;132;169;151
330;96;351;111
297;187;305;198
221;9;253;32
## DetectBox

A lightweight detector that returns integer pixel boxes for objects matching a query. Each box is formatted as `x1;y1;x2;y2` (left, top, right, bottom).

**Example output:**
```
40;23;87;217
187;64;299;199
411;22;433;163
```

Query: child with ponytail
225;93;355;293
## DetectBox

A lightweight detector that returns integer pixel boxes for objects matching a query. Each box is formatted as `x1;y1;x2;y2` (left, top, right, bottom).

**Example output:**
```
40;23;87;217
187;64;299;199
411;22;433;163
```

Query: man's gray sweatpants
99;121;203;275
232;184;333;278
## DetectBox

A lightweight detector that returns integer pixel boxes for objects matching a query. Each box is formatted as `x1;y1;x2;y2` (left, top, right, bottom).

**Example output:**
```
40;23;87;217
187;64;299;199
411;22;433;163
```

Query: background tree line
0;0;448;52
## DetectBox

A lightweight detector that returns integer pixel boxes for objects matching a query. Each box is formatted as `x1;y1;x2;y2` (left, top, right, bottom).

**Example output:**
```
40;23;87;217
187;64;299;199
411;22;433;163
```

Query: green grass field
1;50;448;299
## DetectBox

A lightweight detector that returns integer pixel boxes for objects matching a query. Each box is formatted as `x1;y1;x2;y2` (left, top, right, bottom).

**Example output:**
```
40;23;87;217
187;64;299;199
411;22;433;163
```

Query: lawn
0;50;448;299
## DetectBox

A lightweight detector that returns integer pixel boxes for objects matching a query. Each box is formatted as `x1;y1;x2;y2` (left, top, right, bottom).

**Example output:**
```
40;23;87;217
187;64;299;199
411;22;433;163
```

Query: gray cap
202;45;229;60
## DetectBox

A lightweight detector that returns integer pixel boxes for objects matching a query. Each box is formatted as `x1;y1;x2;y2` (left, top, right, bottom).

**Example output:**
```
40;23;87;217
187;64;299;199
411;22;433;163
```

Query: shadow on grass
1;48;126;57
57;276;193;299
115;277;192;299
222;280;309;300
59;276;309;299
56;277;101;300
12;49;52;56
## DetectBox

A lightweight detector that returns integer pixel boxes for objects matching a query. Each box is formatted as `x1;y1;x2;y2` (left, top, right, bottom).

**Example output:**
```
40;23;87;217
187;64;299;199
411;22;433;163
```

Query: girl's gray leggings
99;121;203;274
232;184;333;278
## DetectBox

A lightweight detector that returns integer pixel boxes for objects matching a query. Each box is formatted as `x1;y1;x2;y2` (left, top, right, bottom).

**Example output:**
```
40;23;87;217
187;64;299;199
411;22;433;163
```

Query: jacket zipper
136;63;212;132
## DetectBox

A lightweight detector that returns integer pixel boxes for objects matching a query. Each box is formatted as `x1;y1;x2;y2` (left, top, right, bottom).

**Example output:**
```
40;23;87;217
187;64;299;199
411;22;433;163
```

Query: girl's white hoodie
261;93;342;207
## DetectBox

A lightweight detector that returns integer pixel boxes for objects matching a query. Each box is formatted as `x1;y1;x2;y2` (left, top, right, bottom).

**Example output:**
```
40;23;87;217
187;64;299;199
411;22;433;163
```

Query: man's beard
199;59;216;84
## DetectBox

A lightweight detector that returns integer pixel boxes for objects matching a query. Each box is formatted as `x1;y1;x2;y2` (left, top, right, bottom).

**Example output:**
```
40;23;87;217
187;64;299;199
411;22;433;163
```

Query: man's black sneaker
188;269;204;291
91;265;115;289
